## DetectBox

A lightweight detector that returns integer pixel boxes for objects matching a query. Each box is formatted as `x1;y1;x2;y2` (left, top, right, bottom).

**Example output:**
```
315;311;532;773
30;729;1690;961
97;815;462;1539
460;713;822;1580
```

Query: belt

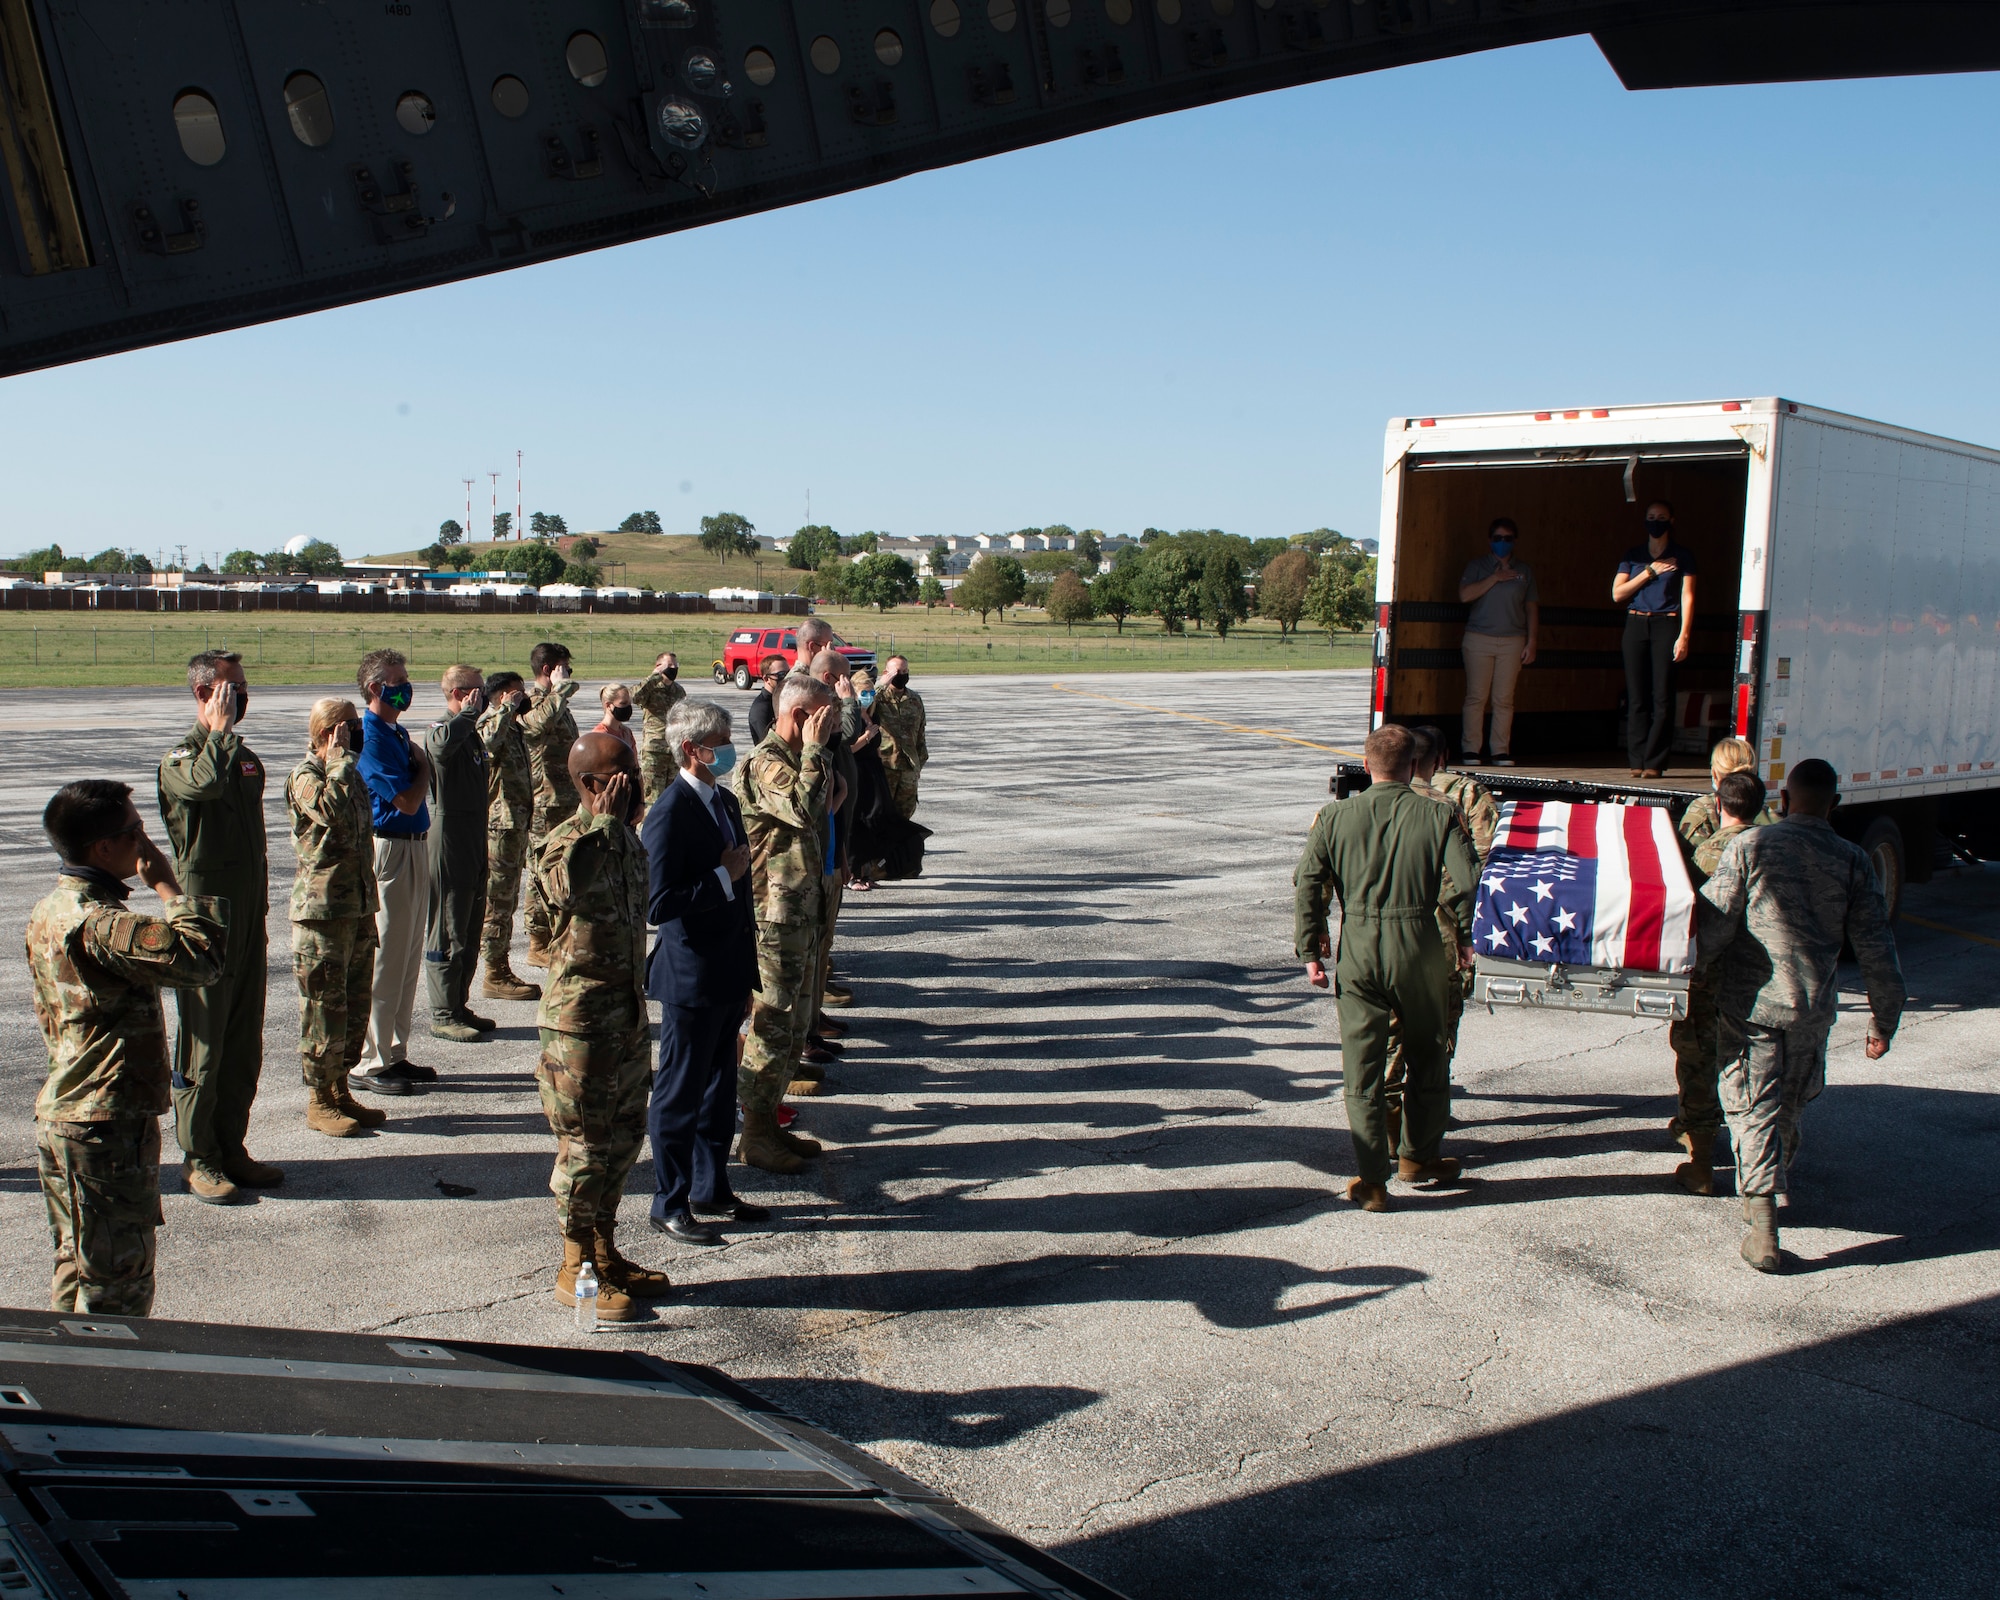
374;829;429;841
1627;610;1679;618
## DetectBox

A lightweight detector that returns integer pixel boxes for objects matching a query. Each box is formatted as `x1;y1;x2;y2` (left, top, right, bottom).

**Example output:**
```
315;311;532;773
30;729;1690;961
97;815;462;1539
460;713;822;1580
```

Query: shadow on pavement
1054;1293;2000;1600
739;1376;1105;1451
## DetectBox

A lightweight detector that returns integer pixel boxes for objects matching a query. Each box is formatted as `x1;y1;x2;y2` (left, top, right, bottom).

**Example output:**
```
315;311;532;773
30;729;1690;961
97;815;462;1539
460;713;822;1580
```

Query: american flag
1472;800;1696;974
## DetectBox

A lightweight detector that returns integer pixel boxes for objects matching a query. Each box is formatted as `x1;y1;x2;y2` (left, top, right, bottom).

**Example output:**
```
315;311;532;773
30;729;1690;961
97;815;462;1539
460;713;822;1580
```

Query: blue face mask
858;690;876;708
381;682;414;713
1490;539;1514;556
702;743;737;777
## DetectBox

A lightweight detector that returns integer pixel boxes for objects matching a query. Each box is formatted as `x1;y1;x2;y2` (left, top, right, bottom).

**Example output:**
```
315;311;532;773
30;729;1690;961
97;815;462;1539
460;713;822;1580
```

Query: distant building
344;560;431;588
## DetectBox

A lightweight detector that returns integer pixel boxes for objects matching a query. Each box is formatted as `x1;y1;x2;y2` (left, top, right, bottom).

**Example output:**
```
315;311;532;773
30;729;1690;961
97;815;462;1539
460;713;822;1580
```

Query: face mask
340;717;364;753
889;671;909;689
858;690;876;708
381;682;414;713
663;666;678;681
701;743;737;777
215;683;247;724
1644;518;1671;539
609;704;633;722
1489;539;1514;556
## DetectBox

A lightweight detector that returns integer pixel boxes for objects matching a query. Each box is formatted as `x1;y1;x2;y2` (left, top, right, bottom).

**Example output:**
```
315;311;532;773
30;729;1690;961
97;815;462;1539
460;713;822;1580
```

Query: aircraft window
875;29;904;64
1154;0;1180;22
283;73;335;148
809;35;840;73
173;91;226;166
1046;0;1072;24
656;97;705;147
491;75;531;117
744;47;777;85
395;92;436;136
930;0;962;36
567;32;610;87
1105;0;1133;20
989;0;1018;31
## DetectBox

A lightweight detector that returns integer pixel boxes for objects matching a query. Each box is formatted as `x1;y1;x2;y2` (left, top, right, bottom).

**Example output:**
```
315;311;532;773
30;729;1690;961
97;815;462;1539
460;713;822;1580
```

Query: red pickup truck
713;624;876;689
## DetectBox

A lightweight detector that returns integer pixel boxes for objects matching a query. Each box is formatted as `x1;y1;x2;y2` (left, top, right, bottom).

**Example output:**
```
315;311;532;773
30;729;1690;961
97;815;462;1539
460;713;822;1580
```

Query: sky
3;35;1997;566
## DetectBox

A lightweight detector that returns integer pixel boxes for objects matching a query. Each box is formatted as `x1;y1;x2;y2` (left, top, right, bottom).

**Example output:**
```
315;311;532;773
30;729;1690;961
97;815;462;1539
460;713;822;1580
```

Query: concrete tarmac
1;671;1994;1598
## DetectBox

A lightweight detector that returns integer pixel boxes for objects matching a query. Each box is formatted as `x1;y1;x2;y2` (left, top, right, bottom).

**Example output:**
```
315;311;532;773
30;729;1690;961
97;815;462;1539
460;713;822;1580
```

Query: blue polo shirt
358;708;429;836
1617;543;1699;615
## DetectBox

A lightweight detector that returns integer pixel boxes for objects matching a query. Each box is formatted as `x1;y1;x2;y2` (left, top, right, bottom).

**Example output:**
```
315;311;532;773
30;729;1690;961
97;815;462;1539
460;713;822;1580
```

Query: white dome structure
282;534;314;556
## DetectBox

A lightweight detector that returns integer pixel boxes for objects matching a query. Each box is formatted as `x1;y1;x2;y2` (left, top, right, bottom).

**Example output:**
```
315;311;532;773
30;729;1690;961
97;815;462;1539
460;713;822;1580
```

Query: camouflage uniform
1665;818;1755;1140
1295;783;1479;1184
1680;791;1780;847
532;804;652;1238
1697;815;1905;1196
477;697;533;970
736;731;832;1113
518;680;580;955
631;669;687;810
287;751;380;1089
873;683;927;820
1382;770;1496;1147
26;871;225;1314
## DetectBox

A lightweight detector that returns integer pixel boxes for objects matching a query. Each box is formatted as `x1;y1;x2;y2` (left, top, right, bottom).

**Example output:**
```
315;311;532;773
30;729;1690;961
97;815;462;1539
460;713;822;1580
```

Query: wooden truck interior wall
1390;454;1750;758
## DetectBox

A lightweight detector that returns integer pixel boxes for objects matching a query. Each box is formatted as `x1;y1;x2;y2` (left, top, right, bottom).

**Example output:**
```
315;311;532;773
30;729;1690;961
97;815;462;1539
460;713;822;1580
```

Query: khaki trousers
358;835;428;1072
1461;632;1526;758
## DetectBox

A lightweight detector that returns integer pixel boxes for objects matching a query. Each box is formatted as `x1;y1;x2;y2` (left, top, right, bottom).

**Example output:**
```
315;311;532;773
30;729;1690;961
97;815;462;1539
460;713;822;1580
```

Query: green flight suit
1295;781;1479;1184
425;705;491;1023
157;722;270;1177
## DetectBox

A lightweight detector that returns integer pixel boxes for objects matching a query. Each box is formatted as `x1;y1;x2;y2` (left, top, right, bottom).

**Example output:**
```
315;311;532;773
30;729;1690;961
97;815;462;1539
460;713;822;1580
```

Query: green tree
848;551;918;612
529;511;568;538
1306;551;1377;640
1248;537;1289;572
446;546;479;571
293;539;344;577
1135;542;1197;633
843;531;880;555
419;542;448;569
618;510;664;534
1023;549;1085;576
788;525;839;570
811;560;852;609
699;510;757;567
1075;530;1102;567
221;550;263;576
988;554;1027;617
955;553;1011;624
492;511;512;540
563;559;604;587
1197;548;1248;637
1047;570;1092;633
1256;549;1314;637
500;542;566;587
6;541;61;574
1291;527;1345;556
438;519;464;545
1090;563;1137;634
919;575;946;608
927;541;950;578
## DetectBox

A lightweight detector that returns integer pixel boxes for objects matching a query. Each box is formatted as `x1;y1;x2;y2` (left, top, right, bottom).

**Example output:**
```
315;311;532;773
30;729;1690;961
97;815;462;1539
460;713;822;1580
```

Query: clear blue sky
4;37;1995;566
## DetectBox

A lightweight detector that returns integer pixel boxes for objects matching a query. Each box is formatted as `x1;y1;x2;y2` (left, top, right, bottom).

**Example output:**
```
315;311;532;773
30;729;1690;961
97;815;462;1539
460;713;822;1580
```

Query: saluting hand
198;684;236;735
134;829;182;901
588;772;630;818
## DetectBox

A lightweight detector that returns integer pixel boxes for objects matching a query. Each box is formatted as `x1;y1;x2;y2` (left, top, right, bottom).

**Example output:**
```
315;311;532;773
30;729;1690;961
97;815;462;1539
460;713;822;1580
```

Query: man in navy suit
641;700;762;1244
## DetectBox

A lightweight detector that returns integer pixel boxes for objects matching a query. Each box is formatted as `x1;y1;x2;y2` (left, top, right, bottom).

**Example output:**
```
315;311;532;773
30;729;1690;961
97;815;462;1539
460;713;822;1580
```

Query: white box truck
1343;397;2000;918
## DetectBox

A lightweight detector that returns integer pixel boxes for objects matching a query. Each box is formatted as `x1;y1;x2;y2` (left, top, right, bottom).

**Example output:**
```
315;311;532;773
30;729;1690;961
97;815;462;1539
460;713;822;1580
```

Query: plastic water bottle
574;1258;598;1333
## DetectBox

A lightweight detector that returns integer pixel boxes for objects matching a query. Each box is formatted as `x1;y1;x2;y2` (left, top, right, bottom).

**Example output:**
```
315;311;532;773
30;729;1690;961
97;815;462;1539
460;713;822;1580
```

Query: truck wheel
1860;817;1905;922
712;660;727;684
732;662;752;690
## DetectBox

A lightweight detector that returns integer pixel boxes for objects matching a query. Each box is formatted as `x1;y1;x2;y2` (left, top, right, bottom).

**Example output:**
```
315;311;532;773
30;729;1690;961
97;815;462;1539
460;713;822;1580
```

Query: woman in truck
1457;517;1539;766
1612;500;1698;777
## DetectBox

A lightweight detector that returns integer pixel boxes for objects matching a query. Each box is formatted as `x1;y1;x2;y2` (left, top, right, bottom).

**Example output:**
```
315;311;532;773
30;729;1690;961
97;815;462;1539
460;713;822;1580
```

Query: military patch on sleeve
138;922;173;953
242;760;259;775
166;747;190;763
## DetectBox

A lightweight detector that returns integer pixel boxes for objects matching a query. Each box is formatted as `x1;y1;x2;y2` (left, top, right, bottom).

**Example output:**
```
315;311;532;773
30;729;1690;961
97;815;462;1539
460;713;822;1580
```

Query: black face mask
889;671;909;689
609;704;633;722
663;666;678;681
227;683;249;722
1644;518;1672;539
340;717;364;753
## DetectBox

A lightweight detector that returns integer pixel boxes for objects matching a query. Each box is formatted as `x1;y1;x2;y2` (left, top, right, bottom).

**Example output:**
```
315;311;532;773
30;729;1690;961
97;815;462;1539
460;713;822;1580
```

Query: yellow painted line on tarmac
1900;913;2000;952
1049;682;1362;755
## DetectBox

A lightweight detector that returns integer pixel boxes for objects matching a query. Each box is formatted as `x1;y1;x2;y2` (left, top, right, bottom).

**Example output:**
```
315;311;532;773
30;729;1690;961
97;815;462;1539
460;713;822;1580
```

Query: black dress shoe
693;1198;771;1223
650;1210;721;1245
391;1060;438;1082
806;1033;846;1057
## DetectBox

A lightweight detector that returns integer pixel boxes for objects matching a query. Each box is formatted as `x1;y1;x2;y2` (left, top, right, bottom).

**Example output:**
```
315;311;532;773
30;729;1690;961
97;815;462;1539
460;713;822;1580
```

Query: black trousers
1623;612;1680;771
648;993;747;1218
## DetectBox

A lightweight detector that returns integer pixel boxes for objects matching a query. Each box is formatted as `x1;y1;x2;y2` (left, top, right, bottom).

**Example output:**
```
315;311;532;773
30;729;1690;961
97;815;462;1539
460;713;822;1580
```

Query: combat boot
221;1150;284;1188
1397;1155;1463;1185
431;1018;481;1043
482;963;541;1002
593;1222;671;1299
1674;1129;1717;1196
775;1122;823;1159
554;1236;639;1321
1346;1179;1391;1213
821;980;854;1007
183;1163;241;1206
305;1082;361;1138
739;1110;808;1175
788;1059;830;1097
1740;1196;1782;1273
334;1074;387;1128
524;937;552;969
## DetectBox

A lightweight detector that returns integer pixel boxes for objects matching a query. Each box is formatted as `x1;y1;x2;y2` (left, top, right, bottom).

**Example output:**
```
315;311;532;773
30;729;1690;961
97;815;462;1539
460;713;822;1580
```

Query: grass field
370;531;806;594
1;609;1370;688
